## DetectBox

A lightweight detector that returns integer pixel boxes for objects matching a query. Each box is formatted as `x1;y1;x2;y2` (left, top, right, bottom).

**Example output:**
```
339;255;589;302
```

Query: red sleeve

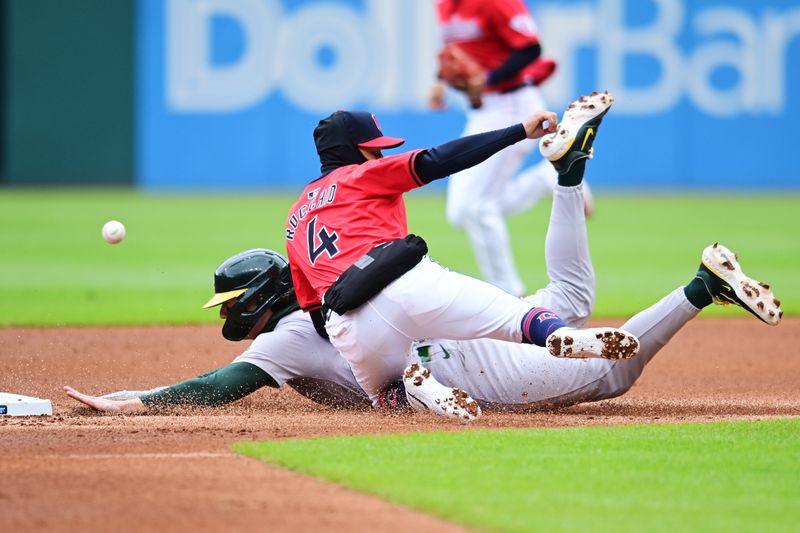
288;252;321;311
354;150;425;195
487;0;540;49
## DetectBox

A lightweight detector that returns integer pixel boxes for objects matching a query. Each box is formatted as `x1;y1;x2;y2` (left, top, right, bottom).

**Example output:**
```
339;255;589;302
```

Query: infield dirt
2;318;799;532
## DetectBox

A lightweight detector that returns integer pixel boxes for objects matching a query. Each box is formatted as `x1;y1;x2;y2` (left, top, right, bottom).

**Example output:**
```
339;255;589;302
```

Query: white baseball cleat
540;91;614;174
546;327;640;360
696;242;782;325
403;363;481;422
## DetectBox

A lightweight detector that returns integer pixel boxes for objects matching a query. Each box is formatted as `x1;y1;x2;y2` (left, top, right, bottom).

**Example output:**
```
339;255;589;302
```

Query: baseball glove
437;43;485;109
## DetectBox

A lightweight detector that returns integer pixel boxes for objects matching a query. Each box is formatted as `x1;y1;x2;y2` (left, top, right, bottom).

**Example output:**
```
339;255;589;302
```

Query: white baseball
102;220;126;244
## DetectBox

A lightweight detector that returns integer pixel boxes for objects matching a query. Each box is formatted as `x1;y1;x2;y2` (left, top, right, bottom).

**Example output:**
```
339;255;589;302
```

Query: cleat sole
701;243;782;325
546;327;639;360
540;91;614;162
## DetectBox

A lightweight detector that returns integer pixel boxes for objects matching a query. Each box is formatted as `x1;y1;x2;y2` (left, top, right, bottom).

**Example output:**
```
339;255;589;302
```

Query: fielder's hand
523;111;559;139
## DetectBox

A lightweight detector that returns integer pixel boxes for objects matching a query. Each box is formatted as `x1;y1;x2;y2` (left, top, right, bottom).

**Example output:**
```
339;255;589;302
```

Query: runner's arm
140;362;277;408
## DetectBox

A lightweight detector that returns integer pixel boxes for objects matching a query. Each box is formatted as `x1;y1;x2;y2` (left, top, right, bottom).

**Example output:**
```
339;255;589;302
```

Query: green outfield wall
2;0;133;185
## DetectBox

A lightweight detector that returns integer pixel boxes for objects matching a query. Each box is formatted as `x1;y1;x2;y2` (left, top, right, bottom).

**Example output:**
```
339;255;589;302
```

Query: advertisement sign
137;0;800;188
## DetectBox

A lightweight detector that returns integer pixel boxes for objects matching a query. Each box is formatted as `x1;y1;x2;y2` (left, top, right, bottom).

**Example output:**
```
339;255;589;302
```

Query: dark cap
344;111;405;148
314;110;405;152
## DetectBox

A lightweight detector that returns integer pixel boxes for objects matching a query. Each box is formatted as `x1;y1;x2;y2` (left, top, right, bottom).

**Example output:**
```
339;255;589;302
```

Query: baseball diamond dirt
2;317;799;532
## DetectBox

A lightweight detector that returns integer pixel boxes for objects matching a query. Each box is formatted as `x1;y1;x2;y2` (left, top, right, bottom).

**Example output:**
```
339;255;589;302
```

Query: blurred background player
431;0;593;296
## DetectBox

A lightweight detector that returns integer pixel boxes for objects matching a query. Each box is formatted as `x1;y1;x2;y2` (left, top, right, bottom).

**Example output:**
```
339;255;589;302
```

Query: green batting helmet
202;248;295;341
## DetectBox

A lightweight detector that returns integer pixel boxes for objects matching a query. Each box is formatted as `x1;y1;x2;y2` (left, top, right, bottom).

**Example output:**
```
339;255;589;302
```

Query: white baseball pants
325;184;593;404
416;287;700;410
412;185;701;409
324;257;533;403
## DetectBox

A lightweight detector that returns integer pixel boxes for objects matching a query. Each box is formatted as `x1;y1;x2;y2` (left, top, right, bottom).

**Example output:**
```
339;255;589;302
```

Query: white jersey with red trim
285;151;424;311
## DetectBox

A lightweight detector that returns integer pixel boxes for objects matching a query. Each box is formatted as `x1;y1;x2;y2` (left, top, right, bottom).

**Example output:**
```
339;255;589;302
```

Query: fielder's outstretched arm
413;111;557;183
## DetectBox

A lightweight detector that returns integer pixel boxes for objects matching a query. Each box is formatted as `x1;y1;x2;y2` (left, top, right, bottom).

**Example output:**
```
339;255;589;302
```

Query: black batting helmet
202;249;295;341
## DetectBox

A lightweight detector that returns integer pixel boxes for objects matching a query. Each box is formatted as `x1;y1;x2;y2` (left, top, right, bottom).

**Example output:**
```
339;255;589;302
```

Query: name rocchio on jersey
285;185;338;243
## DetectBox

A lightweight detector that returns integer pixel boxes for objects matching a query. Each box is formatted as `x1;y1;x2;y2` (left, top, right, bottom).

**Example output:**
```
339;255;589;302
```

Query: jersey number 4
307;216;339;264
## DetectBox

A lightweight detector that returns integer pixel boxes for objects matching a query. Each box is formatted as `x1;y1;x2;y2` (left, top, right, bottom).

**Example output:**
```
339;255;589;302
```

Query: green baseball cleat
540;91;614;174
696;242;783;325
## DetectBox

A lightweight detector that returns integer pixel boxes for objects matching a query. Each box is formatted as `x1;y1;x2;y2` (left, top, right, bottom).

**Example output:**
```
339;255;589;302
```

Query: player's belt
323;235;428;316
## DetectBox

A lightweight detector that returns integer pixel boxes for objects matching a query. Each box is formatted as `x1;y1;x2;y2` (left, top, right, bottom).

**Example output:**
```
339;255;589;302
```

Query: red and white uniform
438;0;541;93
285;152;424;311
436;0;580;297
284;185;698;409
286;148;538;404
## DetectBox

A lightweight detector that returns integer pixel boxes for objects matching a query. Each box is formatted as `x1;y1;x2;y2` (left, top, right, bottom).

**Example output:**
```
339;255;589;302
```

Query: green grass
1;189;798;325
235;418;800;533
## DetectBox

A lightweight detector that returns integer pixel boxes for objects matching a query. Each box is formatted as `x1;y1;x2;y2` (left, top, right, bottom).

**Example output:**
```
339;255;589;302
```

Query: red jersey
437;0;541;93
286;151;425;311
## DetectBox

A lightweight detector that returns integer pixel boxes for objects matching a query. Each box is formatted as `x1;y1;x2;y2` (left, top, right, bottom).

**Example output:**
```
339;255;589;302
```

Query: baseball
101;220;126;244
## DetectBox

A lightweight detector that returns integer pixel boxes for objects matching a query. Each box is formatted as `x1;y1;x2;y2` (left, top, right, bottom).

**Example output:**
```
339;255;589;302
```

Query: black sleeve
413;124;527;183
486;44;541;86
139;361;277;408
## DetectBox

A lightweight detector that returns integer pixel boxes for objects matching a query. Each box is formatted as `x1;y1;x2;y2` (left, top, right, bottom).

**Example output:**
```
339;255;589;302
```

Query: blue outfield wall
136;0;800;190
